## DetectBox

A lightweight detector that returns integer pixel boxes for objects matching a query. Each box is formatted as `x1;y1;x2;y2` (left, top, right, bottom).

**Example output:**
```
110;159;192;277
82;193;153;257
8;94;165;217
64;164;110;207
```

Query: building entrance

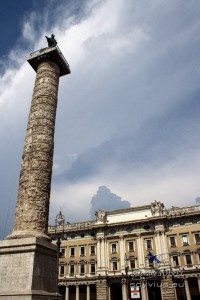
110;282;122;300
147;280;162;300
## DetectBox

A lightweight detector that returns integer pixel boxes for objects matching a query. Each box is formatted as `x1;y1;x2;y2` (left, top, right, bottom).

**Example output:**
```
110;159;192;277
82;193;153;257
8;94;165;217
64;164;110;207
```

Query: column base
7;230;51;241
0;237;58;300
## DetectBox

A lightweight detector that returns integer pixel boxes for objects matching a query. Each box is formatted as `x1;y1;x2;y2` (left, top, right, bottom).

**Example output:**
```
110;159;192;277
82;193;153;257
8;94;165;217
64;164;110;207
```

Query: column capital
136;232;141;237
27;45;71;76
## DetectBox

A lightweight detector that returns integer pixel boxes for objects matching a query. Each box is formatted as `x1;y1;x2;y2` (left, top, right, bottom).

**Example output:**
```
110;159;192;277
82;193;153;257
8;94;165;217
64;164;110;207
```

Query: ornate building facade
48;201;200;300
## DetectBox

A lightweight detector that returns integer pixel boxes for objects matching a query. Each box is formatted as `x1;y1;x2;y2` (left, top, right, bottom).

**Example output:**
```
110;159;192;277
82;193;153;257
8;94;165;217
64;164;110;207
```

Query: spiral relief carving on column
9;61;62;240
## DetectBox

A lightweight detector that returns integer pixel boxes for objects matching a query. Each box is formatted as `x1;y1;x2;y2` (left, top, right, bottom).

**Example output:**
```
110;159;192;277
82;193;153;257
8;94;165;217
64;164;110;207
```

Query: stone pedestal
0;237;58;300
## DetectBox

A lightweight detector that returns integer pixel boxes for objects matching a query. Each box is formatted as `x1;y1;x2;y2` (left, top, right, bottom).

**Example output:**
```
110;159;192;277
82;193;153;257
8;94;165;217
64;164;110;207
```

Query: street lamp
55;211;65;229
55;211;65;300
124;255;130;300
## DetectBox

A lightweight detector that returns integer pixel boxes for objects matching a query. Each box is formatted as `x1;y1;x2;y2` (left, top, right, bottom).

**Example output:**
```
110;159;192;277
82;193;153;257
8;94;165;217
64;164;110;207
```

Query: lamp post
124;255;130;300
55;211;65;300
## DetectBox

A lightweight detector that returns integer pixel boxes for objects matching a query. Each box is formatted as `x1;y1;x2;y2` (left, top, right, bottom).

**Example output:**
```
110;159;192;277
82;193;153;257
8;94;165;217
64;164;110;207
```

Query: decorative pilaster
154;230;162;256
97;238;101;270
136;233;145;268
100;238;106;270
119;235;125;270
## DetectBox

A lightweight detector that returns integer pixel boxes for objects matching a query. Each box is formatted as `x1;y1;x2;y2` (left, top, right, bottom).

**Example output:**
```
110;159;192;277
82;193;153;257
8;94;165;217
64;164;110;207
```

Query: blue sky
1;0;200;238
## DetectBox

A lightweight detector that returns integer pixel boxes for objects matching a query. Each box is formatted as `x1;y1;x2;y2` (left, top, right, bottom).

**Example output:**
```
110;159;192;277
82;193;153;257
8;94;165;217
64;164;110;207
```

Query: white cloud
1;0;200;236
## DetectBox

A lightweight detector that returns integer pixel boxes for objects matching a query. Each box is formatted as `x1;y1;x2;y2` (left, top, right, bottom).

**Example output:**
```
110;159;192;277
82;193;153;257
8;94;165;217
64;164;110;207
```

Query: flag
148;251;161;263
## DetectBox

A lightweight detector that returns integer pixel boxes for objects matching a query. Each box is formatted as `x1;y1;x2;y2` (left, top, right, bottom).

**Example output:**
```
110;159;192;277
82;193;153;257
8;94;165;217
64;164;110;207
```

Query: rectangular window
90;245;95;255
129;241;134;251
70;264;74;275
91;263;95;273
172;256;179;266
182;235;189;246
60;248;65;258
130;259;136;269
70;247;75;257
112;261;117;271
170;236;176;247
112;243;117;253
185;254;192;265
80;246;85;256
194;233;200;244
80;264;85;274
60;265;65;276
146;239;152;250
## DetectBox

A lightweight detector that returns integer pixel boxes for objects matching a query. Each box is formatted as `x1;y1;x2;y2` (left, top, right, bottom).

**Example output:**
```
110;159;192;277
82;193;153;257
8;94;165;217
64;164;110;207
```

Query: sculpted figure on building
151;200;164;216
95;210;106;223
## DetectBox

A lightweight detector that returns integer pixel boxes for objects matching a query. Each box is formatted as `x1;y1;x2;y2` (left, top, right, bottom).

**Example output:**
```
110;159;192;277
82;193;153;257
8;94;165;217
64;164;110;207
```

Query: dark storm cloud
90;186;130;218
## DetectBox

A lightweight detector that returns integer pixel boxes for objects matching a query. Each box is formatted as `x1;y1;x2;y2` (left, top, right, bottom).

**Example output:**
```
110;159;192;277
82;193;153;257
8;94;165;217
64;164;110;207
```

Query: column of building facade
119;235;125;270
65;286;69;300
86;284;90;300
154;230;162;257
104;237;109;274
106;237;111;272
160;229;169;263
100;237;106;272
76;285;79;300
108;284;111;300
121;279;127;300
184;278;191;300
136;233;145;268
141;280;149;300
96;238;101;270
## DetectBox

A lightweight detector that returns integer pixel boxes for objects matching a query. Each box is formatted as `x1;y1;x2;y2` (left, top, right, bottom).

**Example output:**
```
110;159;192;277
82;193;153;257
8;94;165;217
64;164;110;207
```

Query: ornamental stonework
10;61;61;240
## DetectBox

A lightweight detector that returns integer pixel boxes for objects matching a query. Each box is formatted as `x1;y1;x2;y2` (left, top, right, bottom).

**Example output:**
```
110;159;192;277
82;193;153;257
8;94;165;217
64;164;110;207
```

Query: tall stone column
0;40;70;300
8;45;70;240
